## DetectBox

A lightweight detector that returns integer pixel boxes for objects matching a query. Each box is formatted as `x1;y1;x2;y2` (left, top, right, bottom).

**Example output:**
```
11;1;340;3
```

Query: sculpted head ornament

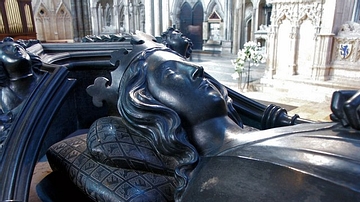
86;31;184;109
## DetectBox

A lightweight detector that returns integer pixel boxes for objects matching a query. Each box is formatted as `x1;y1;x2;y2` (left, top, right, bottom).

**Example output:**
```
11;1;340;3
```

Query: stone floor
29;52;337;201
30;160;52;202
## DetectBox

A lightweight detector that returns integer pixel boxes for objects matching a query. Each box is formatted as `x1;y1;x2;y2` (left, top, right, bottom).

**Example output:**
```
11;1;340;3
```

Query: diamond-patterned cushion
86;116;177;175
46;116;177;202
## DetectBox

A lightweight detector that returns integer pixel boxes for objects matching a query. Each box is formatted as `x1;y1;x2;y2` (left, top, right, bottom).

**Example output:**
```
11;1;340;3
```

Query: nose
191;65;204;79
12;46;19;53
4;45;18;54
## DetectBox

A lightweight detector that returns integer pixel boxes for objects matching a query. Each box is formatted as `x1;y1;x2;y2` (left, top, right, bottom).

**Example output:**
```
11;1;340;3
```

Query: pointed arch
179;1;204;49
205;0;225;20
34;3;49;20
243;1;254;42
245;15;252;42
56;2;73;40
34;3;49;41
275;7;293;26
180;2;192;35
171;0;204;28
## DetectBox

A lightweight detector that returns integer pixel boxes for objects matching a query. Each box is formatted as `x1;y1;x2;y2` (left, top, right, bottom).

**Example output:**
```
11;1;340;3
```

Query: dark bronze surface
86;31;360;201
0;30;360;201
158;27;193;58
0;37;43;156
331;90;360;129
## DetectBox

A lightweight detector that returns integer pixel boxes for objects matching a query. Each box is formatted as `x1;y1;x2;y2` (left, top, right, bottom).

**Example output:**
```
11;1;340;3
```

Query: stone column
153;0;161;36
232;0;242;53
225;0;231;40
134;3;139;31
99;6;104;33
266;25;277;79
251;8;257;41
144;0;153;35
254;4;259;39
129;3;134;32
91;6;98;35
82;0;92;36
221;0;232;53
78;0;89;37
113;4;119;33
162;0;170;31
123;1;130;33
311;33;334;80
288;26;299;75
110;4;117;33
71;0;87;41
288;25;299;75
139;3;145;32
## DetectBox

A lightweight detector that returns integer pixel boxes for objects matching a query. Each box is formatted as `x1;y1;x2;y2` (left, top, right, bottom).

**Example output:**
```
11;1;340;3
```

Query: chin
206;95;228;114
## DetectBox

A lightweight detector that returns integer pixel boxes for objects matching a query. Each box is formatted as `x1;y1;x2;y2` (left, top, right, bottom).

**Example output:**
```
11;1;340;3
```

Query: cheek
148;81;189;113
156;86;186;107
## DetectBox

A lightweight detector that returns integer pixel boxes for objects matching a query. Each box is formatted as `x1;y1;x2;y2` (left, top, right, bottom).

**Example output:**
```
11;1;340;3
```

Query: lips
198;79;210;89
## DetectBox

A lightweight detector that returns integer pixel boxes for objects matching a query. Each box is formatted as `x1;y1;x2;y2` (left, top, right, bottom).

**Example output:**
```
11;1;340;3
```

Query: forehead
0;42;21;48
146;51;184;70
146;51;199;73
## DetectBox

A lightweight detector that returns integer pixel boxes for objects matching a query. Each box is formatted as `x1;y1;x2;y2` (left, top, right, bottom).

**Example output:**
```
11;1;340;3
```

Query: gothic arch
274;5;294;26
34;3;49;41
56;2;73;40
297;4;321;27
34;3;49;21
170;0;206;28
178;1;204;49
276;12;291;26
179;2;192;34
56;3;71;19
170;0;184;27
297;19;315;77
245;15;252;42
243;2;253;42
244;2;253;20
105;4;113;27
96;0;113;8
205;0;225;20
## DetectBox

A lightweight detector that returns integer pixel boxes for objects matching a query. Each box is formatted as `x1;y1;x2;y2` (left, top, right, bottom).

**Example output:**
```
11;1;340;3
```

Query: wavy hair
117;48;242;200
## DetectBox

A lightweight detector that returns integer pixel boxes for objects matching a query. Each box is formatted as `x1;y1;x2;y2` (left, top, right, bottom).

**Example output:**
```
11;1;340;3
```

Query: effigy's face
0;42;30;64
0;42;31;76
146;51;227;124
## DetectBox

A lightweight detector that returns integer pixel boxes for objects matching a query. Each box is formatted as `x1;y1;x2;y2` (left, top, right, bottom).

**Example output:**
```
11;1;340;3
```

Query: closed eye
164;68;176;78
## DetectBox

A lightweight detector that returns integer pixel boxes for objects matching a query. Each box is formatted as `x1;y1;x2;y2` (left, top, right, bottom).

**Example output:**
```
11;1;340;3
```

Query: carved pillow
86;116;177;175
46;133;177;202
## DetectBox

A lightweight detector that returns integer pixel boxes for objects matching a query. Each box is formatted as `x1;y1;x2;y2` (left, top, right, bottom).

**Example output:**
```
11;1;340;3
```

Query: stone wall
32;0;91;42
32;0;73;42
331;22;360;88
266;0;323;79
